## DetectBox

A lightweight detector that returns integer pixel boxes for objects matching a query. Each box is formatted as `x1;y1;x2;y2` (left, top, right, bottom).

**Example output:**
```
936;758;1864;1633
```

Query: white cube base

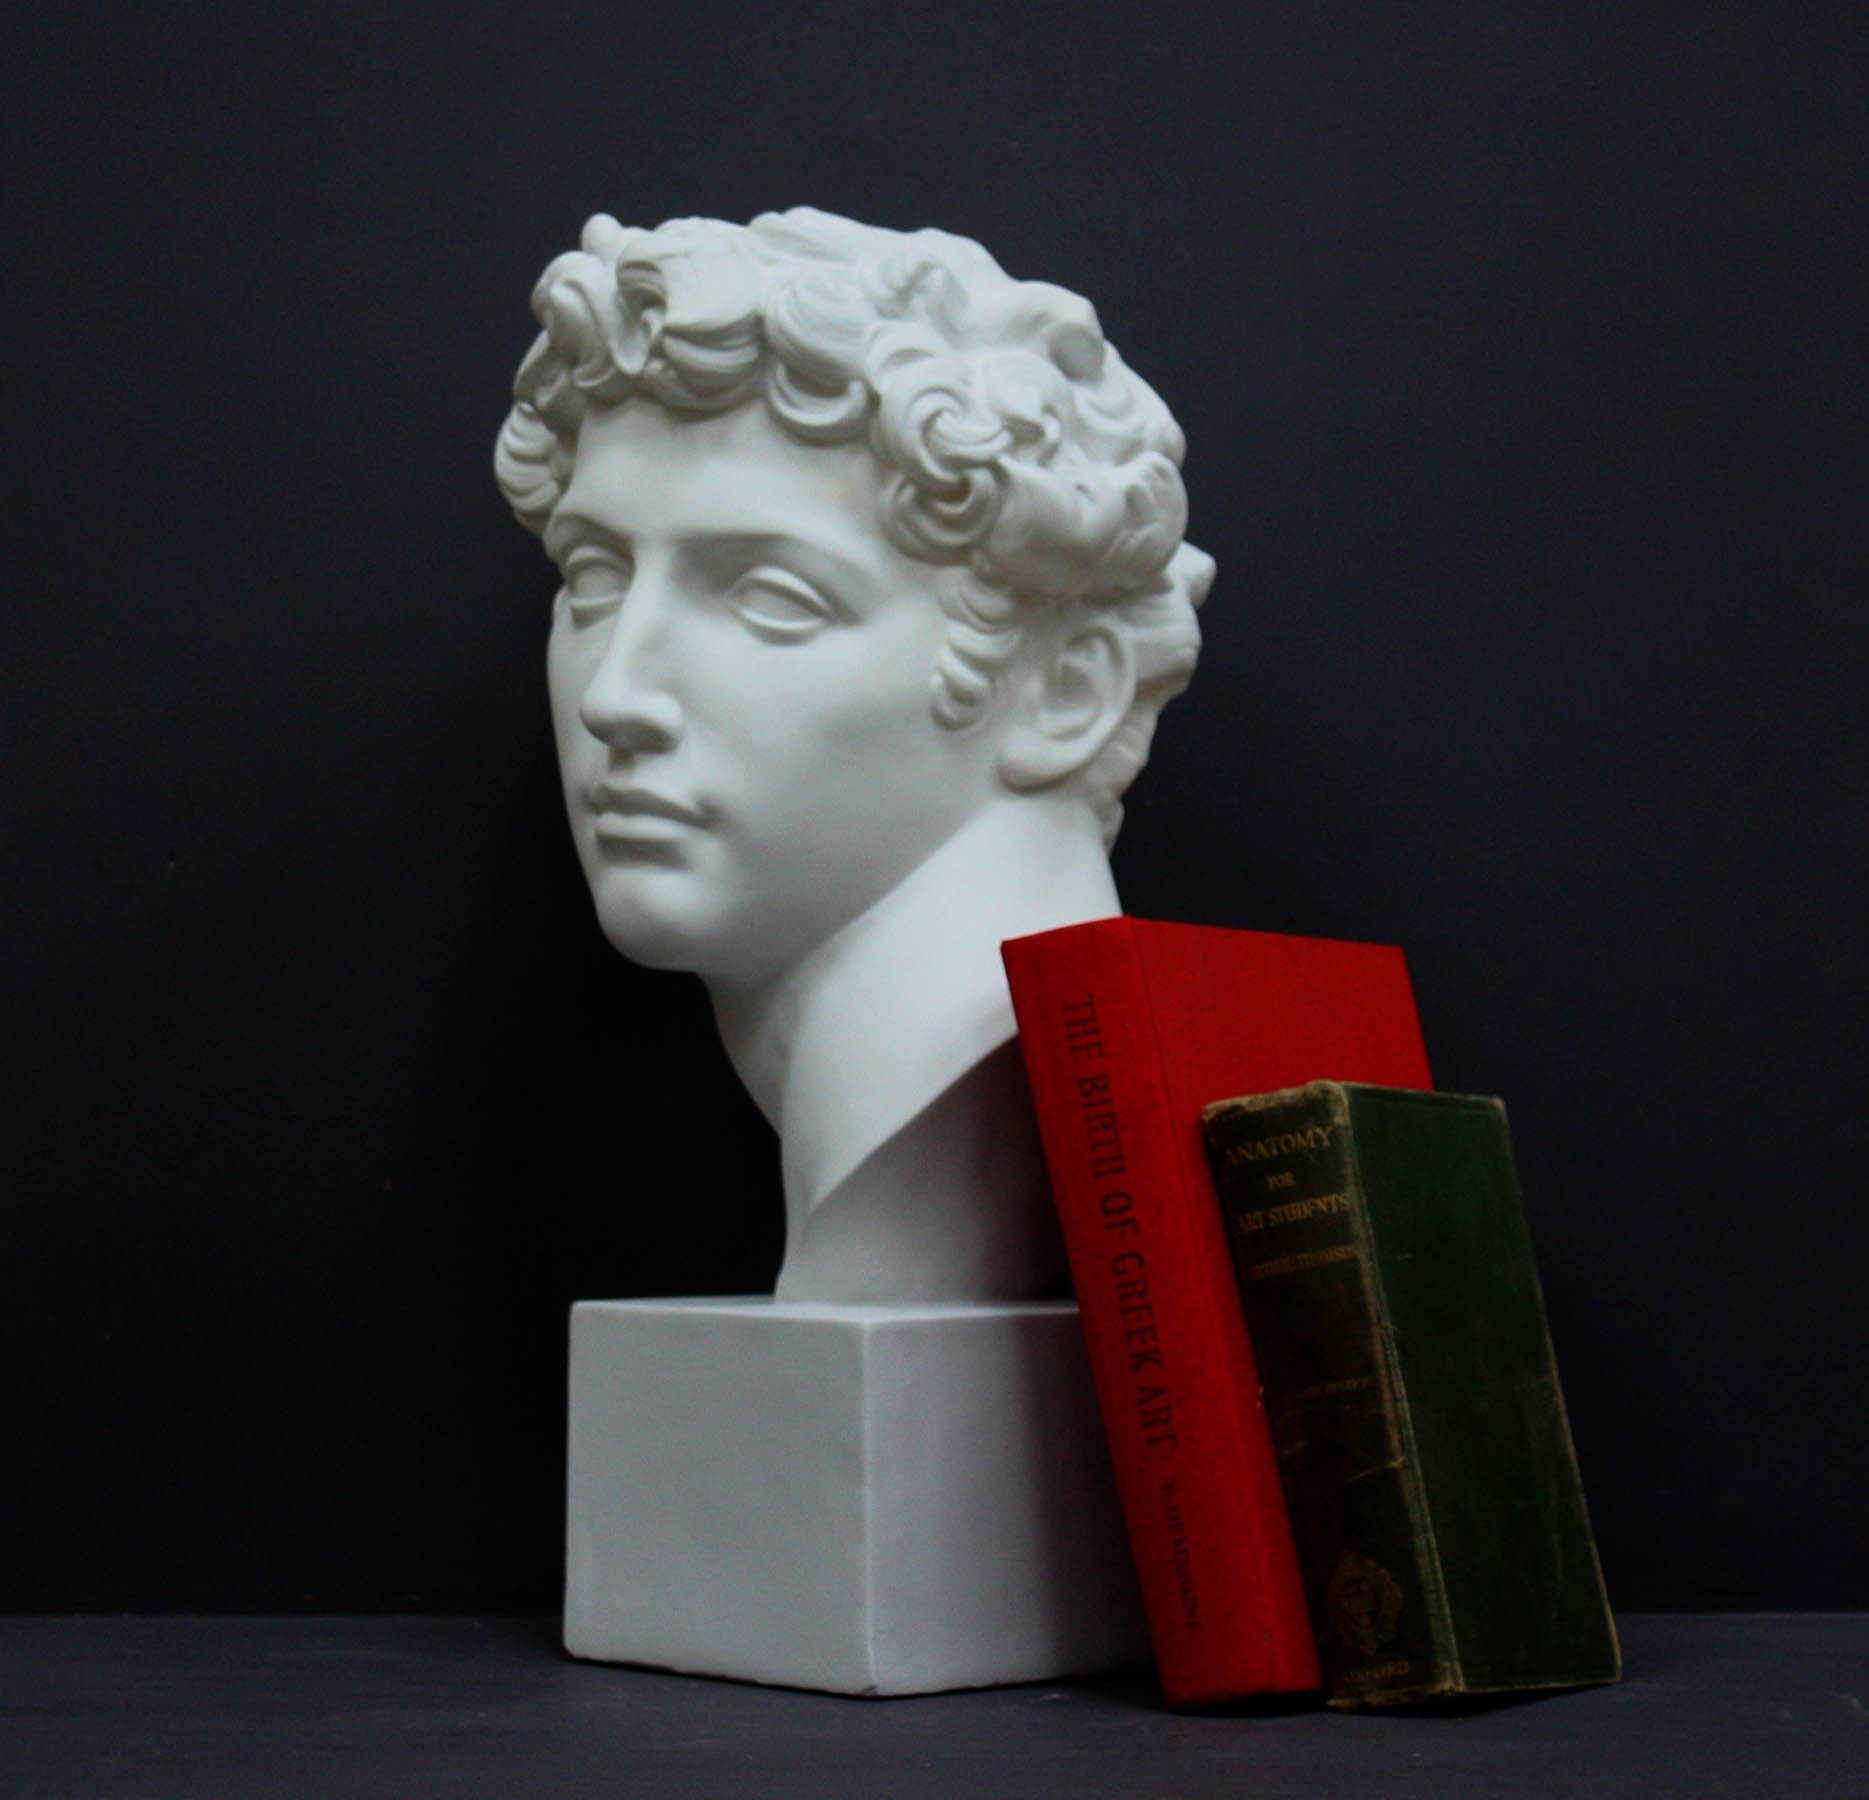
564;1298;1147;1695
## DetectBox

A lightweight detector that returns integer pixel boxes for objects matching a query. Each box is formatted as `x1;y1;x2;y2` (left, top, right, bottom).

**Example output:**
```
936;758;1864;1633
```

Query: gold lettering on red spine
1060;991;1179;1454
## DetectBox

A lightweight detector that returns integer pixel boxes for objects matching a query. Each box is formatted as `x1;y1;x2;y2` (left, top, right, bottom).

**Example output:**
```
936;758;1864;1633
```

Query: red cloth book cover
1000;917;1433;1706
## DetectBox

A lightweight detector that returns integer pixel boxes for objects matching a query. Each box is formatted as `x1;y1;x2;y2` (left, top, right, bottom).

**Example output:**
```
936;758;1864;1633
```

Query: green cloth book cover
1200;1082;1619;1708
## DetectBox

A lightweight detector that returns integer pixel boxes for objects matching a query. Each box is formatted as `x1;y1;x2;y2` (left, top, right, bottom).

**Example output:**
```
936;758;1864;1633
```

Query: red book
1001;917;1433;1706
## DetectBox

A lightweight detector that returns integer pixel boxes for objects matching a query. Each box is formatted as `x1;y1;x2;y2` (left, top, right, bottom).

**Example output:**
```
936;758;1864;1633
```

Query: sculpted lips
584;780;711;848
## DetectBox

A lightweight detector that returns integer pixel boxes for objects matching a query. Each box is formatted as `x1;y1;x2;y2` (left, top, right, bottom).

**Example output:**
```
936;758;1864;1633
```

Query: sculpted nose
578;592;685;753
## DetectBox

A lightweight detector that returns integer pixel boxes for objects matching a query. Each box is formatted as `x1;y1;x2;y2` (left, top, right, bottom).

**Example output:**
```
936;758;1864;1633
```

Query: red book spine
1003;921;1320;1705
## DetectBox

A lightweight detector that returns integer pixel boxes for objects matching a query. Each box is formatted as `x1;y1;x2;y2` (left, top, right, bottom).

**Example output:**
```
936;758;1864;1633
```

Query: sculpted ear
997;622;1137;793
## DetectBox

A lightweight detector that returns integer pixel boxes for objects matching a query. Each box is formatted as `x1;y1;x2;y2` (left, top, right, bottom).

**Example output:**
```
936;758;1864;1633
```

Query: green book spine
1201;1082;1620;1708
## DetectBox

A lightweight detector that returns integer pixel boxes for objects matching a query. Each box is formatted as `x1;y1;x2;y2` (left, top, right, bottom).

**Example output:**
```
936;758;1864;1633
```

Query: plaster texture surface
564;1299;1147;1694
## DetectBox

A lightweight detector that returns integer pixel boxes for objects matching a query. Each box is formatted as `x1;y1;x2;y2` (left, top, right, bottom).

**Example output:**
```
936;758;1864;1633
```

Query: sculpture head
496;209;1213;990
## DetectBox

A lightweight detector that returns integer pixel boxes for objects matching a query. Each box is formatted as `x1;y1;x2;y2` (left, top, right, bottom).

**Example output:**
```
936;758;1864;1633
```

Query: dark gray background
3;2;1862;1612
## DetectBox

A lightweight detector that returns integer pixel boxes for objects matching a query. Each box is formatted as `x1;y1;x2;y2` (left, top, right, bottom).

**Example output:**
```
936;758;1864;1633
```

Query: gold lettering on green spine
1203;1086;1455;1705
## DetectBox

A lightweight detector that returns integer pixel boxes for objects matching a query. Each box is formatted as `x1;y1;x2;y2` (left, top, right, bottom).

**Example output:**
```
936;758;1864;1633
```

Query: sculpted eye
560;548;631;626
729;565;837;641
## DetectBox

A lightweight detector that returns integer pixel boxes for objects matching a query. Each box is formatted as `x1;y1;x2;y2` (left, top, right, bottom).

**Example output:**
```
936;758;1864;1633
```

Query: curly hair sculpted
496;209;1214;842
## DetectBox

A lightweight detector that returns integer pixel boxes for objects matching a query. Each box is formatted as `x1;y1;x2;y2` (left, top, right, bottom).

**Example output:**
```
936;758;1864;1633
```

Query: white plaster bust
496;210;1212;1304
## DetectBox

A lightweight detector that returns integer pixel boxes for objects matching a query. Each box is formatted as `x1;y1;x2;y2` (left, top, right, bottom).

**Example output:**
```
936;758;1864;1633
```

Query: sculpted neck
707;795;1119;1240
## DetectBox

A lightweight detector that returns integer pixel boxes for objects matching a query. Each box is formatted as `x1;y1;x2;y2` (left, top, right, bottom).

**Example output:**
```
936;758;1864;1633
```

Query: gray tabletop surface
2;1613;1863;1798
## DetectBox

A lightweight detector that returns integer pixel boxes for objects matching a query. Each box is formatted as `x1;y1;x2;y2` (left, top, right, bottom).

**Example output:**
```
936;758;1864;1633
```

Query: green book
1199;1081;1619;1708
